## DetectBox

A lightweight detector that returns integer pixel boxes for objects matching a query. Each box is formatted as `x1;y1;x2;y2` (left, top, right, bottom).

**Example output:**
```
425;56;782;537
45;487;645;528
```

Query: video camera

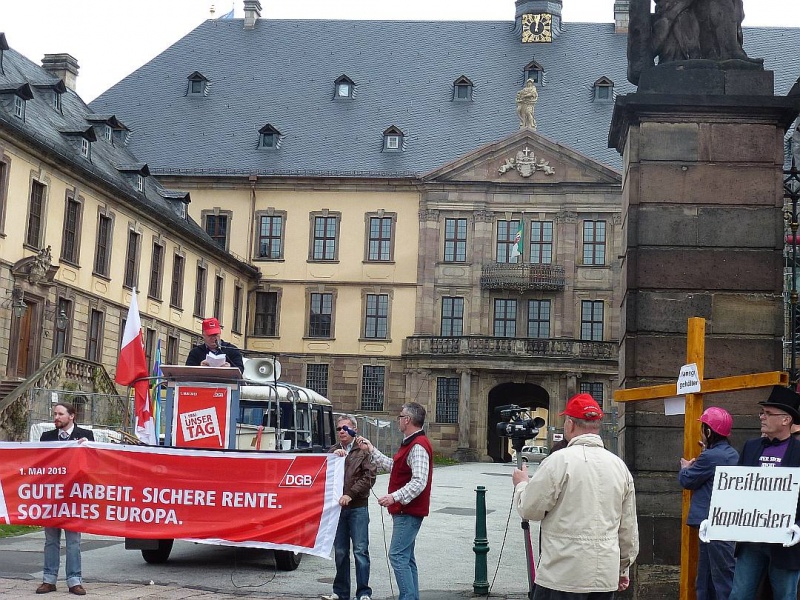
495;404;546;453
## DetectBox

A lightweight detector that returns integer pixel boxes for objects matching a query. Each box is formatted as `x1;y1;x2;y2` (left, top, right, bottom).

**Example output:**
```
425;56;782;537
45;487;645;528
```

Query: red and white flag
115;289;155;444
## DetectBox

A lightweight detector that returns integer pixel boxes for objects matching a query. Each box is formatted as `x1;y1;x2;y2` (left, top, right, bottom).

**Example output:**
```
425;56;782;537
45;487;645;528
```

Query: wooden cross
613;317;789;600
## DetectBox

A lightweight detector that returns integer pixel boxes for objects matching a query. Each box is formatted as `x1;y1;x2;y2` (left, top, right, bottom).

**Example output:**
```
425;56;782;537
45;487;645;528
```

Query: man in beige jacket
512;393;639;599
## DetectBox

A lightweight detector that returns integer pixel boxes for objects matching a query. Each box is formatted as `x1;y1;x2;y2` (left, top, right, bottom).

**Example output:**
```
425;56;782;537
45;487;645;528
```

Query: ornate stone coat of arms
498;146;555;178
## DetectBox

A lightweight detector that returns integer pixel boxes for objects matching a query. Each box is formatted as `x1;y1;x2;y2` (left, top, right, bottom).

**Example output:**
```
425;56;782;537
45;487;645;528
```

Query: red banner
0;443;344;558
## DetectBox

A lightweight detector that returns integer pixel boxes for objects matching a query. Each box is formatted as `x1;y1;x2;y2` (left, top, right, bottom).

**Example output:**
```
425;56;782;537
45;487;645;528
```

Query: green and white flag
509;226;523;261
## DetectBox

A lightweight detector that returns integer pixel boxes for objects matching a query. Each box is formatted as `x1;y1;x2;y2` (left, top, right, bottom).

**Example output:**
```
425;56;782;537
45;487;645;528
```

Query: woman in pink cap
678;406;739;600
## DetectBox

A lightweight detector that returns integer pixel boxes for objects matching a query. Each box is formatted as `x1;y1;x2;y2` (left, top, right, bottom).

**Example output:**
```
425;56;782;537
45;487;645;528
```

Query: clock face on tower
521;13;553;43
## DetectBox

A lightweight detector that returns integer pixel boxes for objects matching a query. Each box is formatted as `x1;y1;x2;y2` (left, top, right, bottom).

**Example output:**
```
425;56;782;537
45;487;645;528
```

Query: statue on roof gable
628;0;762;85
516;79;538;130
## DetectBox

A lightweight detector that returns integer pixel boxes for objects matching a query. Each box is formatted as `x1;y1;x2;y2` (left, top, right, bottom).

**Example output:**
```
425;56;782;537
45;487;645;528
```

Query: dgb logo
280;456;326;488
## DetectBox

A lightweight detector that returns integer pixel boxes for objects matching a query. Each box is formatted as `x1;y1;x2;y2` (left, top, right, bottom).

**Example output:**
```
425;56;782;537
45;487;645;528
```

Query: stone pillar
609;65;800;597
454;369;478;462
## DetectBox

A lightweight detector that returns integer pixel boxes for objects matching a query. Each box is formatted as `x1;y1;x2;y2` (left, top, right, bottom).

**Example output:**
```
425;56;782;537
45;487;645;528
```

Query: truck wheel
141;539;174;564
274;549;302;571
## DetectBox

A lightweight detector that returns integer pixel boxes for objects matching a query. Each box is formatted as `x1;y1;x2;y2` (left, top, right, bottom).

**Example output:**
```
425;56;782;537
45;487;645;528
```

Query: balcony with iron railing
404;336;617;361
480;262;566;291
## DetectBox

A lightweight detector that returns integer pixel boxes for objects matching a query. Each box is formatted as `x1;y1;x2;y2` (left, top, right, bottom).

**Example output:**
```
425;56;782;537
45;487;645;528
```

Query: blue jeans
43;527;82;588
696;539;735;600
729;543;800;600
389;514;423;600
333;505;371;599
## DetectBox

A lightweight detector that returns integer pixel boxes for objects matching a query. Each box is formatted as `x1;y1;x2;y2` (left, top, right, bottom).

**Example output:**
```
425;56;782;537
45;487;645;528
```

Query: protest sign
706;465;800;544
0;442;344;558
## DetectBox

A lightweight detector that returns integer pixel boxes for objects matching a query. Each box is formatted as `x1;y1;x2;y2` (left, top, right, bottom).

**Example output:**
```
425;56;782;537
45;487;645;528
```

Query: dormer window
334;75;355;100
593;77;614;102
524;60;545;84
80;138;90;158
116;163;150;192
187;71;210;96
453;76;474;101
137;174;144;192
104;125;112;141
52;91;62;111
13;95;24;119
258;124;282;150
382;126;405;152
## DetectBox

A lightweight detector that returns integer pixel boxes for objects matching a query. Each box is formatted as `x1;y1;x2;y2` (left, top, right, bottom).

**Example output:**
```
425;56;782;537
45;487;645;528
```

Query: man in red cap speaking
186;317;244;374
511;393;639;599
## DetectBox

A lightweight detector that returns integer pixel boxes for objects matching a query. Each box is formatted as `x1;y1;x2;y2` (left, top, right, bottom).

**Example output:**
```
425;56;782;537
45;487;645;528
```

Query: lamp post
785;161;800;386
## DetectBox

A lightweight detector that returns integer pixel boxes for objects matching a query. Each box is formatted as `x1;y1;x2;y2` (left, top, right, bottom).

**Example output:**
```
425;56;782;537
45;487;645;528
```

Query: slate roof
0;44;258;278
90;18;800;178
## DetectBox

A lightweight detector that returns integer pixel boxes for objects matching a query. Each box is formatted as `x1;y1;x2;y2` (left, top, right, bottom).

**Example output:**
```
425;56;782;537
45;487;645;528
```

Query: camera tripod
512;436;536;600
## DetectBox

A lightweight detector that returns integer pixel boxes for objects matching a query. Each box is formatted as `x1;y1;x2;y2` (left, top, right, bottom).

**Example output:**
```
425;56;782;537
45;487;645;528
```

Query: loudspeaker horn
243;357;282;383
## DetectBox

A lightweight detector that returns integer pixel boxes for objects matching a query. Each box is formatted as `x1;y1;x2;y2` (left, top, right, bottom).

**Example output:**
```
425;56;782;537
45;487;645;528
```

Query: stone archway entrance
487;382;549;462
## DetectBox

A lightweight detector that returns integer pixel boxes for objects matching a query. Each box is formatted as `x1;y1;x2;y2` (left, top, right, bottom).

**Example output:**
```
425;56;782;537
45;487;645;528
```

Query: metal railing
480;262;566;291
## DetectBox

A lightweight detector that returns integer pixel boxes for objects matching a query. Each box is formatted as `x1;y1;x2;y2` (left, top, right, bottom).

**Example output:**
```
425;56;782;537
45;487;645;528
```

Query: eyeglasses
397;414;410;420
759;411;789;419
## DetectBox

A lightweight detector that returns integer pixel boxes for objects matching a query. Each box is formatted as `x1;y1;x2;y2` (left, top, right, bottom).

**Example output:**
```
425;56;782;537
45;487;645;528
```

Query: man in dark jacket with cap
185;317;244;374
726;386;800;600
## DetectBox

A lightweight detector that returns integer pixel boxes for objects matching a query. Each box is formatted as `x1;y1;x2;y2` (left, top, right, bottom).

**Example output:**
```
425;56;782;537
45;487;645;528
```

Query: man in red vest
358;402;432;600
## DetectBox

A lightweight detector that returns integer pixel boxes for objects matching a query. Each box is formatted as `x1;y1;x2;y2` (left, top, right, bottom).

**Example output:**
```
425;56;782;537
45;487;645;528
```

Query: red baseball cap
202;317;221;335
560;393;604;421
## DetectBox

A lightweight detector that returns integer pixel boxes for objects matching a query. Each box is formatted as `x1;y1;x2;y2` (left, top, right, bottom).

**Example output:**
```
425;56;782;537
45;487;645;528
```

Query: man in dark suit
37;402;93;596
185;317;244;374
725;386;800;600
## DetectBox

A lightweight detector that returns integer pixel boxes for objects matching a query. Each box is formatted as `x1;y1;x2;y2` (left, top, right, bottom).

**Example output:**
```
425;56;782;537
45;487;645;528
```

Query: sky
1;0;797;102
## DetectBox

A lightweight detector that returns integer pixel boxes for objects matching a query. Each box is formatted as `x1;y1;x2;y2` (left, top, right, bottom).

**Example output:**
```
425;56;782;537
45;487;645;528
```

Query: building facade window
232;285;243;333
194;265;207;317
580;381;604;404
496;220;521;263
204;214;228;249
87;309;104;362
309;292;333;338
170;254;185;308
527;299;551;338
494;298;517;337
60;194;82;264
53;297;72;356
26;180;46;248
311;214;339;261
530;221;553;264
149;242;164;299
364;293;389;339
436;377;459;424
166;335;179;365
443;218;467;262
583;220;606;265
14;96;25;119
254;291;278;336
93;214;113;277
367;215;394;262
0;159;8;234
306;363;329;397
145;327;156;368
581;300;604;341
361;365;385;411
123;230;141;289
257;214;284;259
213;275;223;320
441;297;464;337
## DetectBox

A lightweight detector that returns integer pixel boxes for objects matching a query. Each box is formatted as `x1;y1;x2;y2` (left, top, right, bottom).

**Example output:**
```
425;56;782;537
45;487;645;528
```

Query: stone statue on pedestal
628;0;762;85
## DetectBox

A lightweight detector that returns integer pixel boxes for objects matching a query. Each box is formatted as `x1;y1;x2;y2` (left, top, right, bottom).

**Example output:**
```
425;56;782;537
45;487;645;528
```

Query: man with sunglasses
725;386;800;600
322;416;376;600
358;402;432;600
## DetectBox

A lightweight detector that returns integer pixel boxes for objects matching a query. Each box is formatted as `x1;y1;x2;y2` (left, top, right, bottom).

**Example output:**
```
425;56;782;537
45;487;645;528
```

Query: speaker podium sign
706;466;800;544
173;385;230;449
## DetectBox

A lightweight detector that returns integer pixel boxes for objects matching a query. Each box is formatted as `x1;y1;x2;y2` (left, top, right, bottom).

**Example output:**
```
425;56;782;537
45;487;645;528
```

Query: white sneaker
358;596;371;600
320;594;339;600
